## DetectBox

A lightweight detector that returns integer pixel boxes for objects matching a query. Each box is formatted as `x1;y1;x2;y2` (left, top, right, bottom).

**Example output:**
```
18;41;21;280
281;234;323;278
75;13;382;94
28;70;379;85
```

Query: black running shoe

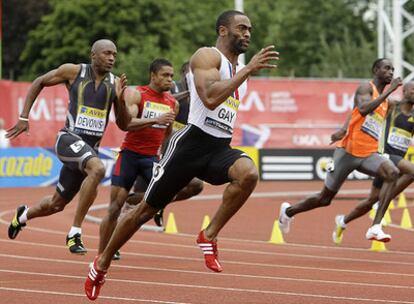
66;233;87;255
153;209;164;227
112;250;121;261
8;205;28;239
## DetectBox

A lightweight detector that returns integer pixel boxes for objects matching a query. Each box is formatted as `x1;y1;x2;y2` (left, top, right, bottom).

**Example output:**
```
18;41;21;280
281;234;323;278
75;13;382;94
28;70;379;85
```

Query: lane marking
0;269;413;304
1;232;414;268
0;286;191;303
0;254;413;291
1;247;413;280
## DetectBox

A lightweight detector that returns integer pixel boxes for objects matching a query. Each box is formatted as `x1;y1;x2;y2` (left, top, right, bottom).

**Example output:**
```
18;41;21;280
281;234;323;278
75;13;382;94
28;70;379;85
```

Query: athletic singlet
64;64;116;148
338;81;388;157
187;47;247;138
379;104;414;157
170;79;190;131
121;85;176;156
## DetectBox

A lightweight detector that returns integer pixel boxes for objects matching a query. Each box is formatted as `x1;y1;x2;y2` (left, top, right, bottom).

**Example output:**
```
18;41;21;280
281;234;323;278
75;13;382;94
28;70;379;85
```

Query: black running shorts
144;125;251;209
54;130;98;201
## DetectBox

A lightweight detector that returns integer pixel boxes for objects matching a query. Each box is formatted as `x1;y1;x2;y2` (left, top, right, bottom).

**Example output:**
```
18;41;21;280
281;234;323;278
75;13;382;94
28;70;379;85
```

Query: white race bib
204;96;240;134
75;105;107;135
361;112;383;140
142;101;171;129
387;127;411;152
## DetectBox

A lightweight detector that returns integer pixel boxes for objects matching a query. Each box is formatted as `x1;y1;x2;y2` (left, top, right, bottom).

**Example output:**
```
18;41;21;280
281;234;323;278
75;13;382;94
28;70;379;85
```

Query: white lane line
1;207;414;258
0;286;191;303
1;253;413;291
0;269;413;304
1;235;413;269
1;242;413;278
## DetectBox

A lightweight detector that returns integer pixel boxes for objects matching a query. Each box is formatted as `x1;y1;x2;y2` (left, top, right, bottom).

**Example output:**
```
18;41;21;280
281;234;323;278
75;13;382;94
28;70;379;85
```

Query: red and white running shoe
196;230;223;273
366;224;391;243
84;256;107;301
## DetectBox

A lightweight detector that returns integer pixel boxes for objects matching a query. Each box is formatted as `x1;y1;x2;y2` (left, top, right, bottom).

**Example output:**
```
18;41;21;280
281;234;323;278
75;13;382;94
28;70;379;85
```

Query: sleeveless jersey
121;85;176;156
379;104;414;157
64;64;116;148
338;81;388;157
170;79;190;132
187;47;248;138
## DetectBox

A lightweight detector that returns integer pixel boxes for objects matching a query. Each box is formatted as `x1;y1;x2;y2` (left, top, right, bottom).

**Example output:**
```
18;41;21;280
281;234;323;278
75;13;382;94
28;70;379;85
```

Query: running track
0;180;413;303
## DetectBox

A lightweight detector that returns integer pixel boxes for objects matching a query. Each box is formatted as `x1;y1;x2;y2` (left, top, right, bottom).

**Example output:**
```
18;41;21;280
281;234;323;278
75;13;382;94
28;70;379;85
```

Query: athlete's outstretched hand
246;46;279;73
116;73;128;103
6;120;29;139
157;111;176;126
330;129;346;145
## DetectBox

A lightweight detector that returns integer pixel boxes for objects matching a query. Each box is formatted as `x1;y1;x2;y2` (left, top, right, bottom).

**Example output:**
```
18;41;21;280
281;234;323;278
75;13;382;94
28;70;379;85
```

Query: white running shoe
365;224;391;242
332;214;346;245
278;202;293;234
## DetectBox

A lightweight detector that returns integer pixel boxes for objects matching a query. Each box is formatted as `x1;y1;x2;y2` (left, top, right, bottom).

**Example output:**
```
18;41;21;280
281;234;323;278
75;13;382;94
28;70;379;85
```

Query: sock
68;226;82;238
18;207;29;224
339;216;347;228
371;223;381;231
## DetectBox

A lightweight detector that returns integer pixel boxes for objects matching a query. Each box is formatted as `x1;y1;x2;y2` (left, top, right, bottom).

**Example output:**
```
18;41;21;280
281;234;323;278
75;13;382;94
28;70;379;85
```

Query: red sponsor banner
234;78;361;148
2;78;395;148
0;80;126;147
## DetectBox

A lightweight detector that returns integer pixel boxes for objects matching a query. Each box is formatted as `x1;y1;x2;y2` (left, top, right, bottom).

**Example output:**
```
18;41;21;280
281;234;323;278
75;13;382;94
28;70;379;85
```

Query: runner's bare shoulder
191;47;221;69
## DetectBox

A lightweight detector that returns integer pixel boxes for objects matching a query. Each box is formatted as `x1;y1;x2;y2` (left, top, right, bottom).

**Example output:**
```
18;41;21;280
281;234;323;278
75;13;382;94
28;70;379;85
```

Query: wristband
19;116;29;121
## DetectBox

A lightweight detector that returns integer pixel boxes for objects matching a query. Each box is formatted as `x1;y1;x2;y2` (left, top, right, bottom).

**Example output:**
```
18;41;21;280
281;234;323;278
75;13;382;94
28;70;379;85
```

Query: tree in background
2;0;50;79
5;0;405;83
11;0;234;84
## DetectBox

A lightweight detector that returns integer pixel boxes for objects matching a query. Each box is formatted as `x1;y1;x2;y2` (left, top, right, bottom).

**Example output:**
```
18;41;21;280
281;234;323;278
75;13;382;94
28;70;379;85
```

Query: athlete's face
226;15;251;55
403;83;414;103
151;66;174;92
374;59;394;84
91;43;117;73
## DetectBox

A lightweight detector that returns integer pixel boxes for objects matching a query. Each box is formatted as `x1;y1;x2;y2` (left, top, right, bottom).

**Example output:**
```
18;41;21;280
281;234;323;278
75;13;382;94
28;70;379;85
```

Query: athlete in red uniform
98;58;202;259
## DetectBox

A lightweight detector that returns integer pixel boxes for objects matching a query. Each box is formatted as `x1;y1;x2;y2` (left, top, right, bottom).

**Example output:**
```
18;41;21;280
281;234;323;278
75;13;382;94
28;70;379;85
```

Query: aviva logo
225;96;240;110
79;106;106;118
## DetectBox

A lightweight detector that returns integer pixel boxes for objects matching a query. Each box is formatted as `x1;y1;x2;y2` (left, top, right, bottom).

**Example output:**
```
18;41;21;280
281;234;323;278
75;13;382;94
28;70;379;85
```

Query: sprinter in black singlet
333;81;414;244
7;39;131;255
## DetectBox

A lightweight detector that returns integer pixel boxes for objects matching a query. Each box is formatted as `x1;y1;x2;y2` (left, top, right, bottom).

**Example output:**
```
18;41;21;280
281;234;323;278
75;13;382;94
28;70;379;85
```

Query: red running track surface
0;180;413;304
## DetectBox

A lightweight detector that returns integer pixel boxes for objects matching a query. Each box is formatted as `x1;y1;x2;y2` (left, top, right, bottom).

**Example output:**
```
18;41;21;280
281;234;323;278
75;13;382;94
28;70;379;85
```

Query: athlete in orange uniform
333;81;414;244
279;58;402;242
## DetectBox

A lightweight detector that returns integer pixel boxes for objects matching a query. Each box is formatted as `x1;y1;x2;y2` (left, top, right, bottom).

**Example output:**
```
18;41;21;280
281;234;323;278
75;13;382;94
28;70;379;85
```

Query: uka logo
328;93;354;113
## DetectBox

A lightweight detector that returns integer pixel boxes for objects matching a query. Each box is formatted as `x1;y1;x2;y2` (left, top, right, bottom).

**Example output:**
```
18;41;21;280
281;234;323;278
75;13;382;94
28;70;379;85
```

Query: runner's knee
189;179;204;196
240;167;259;189
88;163;106;181
107;200;123;221
318;193;332;207
383;166;399;182
50;199;67;213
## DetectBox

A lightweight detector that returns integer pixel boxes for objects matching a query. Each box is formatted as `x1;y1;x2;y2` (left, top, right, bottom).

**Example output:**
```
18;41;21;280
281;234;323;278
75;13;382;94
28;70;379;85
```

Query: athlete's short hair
215;10;246;35
150;58;172;74
371;58;388;73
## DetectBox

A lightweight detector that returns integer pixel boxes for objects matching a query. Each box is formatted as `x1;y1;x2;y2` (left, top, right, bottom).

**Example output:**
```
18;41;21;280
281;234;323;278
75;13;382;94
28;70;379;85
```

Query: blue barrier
0;147;117;187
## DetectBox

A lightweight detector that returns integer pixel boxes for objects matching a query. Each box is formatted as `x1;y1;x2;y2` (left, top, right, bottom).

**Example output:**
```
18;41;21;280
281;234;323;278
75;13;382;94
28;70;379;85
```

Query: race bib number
75;105;107;135
387;127;412;152
204;96;240;134
142;101;171;129
361;112;383;140
70;140;85;153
